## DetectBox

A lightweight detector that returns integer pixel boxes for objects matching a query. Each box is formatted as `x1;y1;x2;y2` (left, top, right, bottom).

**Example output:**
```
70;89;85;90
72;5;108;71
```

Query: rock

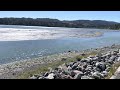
70;70;83;79
84;70;91;75
71;70;83;77
29;75;38;79
85;66;92;71
82;63;87;68
71;63;79;70
113;51;118;55
46;73;55;79
117;57;120;62
81;53;86;56
95;67;101;72
73;70;83;74
38;76;44;79
60;74;73;79
95;62;106;71
92;72;102;79
81;76;93;79
105;67;111;72
81;59;87;62
69;62;75;67
107;60;114;64
102;71;108;77
92;56;99;61
88;55;95;59
54;73;62;79
74;73;82;79
86;58;91;63
67;66;72;71
109;56;116;61
44;72;49;77
76;65;84;71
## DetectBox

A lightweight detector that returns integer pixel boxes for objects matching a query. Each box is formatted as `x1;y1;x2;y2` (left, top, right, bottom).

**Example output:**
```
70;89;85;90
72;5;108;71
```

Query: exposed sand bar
0;27;104;41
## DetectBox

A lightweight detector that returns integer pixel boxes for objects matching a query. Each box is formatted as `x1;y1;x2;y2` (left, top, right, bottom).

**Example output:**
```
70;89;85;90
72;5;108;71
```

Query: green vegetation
0;17;120;30
105;62;120;79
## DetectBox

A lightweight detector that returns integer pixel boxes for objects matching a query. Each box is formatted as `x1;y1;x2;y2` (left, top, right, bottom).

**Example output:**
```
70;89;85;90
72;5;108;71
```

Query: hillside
0;17;120;29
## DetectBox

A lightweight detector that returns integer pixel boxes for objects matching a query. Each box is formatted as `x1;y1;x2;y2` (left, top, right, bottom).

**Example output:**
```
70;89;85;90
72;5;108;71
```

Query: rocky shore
29;45;120;79
0;44;120;79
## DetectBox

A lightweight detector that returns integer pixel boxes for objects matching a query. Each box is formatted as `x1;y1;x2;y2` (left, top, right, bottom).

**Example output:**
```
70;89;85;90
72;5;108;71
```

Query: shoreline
0;44;120;79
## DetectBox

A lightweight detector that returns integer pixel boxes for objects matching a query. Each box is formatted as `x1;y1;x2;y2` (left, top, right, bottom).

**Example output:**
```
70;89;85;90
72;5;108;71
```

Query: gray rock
81;76;93;79
109;56;116;61
102;71;108;77
95;62;106;71
67;66;72;71
81;59;87;62
92;56;99;61
44;72;49;77
71;63;79;70
29;75;38;79
69;62;74;67
112;51;118;55
107;60;114;64
38;76;44;79
46;73;55;79
85;66;92;71
117;57;120;62
54;73;62;79
74;71;83;79
84;70;91;75
92;72;101;79
105;67;111;72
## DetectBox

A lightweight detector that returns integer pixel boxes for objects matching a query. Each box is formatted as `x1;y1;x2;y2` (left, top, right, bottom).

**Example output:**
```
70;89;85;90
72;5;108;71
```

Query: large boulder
95;62;106;71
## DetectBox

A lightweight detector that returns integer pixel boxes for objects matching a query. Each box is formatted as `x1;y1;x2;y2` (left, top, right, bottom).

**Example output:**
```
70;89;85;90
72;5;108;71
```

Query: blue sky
0;11;120;22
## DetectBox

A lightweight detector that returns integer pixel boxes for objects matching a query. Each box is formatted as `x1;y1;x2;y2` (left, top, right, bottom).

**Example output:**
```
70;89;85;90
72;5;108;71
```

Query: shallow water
0;25;120;64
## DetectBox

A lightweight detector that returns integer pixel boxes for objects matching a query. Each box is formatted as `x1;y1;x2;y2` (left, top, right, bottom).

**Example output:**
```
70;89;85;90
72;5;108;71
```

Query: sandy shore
0;44;120;79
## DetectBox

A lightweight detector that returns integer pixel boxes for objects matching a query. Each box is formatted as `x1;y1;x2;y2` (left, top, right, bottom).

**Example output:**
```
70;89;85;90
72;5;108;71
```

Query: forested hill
0;17;120;29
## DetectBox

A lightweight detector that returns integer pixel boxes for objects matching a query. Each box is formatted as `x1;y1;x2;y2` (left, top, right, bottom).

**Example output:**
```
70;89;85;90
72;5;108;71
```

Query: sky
0;11;120;22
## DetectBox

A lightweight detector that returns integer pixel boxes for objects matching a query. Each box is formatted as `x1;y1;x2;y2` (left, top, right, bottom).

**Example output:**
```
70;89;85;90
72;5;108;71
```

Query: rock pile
29;50;120;79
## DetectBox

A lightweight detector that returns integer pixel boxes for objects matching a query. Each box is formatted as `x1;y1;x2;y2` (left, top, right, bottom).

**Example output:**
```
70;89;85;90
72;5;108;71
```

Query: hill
0;17;119;29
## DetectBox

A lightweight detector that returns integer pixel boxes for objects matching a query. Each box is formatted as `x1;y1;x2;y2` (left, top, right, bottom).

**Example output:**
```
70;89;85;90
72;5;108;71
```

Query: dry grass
105;62;120;79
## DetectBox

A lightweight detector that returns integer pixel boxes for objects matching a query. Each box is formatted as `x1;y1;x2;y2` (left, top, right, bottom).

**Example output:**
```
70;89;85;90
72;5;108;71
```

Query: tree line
0;17;120;30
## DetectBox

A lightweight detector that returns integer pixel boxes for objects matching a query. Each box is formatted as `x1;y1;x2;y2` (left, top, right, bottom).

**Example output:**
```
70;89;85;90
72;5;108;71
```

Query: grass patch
105;62;120;79
17;51;97;79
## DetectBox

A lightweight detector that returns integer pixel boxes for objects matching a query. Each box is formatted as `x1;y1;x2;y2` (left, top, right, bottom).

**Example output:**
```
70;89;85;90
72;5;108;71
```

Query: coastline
0;44;120;79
